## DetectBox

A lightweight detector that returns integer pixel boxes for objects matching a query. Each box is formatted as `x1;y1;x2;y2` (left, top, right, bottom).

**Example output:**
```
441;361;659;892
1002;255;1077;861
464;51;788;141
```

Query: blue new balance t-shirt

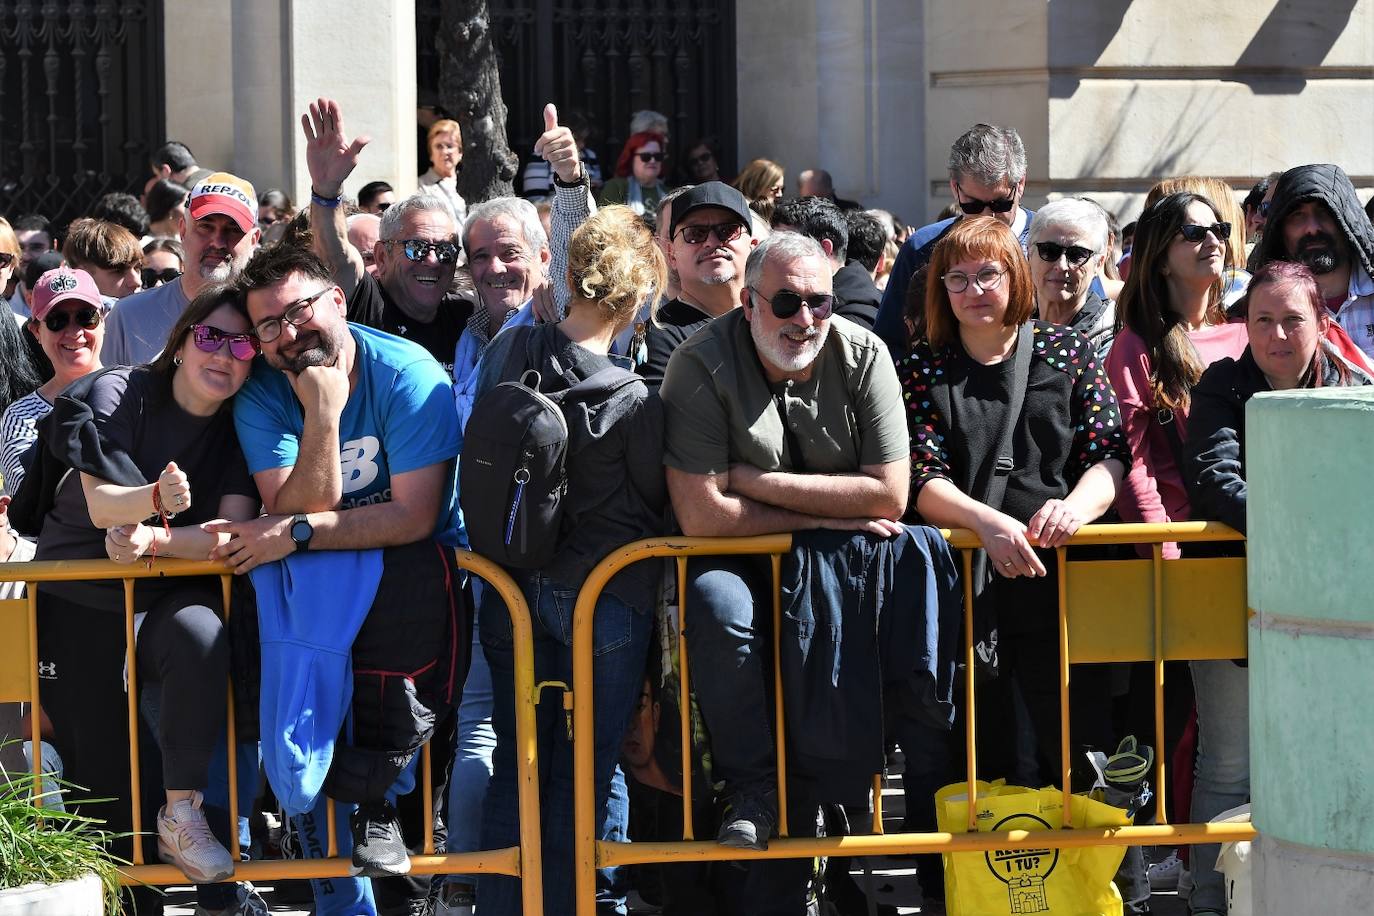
234;322;465;546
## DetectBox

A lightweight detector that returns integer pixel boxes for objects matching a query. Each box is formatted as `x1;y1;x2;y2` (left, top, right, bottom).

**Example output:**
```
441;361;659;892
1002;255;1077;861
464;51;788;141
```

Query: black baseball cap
668;181;754;239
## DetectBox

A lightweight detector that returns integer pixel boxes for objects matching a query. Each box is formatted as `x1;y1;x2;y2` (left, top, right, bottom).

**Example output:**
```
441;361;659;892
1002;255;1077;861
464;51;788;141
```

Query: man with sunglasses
660;233;908;907
874;123;1034;354
639;181;759;389
303;97;594;380
103;171;262;366
1254;162;1374;361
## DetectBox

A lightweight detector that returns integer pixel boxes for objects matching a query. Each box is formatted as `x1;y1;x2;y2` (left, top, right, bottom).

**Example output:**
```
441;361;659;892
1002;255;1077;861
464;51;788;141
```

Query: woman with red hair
597;130;670;216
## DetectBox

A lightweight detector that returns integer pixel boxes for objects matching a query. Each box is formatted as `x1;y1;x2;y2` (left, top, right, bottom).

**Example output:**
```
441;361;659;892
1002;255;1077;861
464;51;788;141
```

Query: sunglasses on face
956;183;1017;215
1177;222;1231;243
192;324;260;361
43;306;102;333
750;287;835;320
392;238;460;264
675;222;748;245
0;252;13;269
1034;241;1096;268
940;266;1007;294
252;287;332;343
636;152;666;164
142;267;181;287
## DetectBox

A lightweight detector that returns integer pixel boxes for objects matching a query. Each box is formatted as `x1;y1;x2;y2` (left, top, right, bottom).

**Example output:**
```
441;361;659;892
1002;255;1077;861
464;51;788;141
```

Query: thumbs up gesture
533;103;582;185
156;461;191;515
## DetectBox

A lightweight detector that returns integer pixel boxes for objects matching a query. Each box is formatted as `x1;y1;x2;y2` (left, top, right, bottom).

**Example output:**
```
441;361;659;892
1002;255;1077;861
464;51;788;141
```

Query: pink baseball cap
31;268;103;322
187;171;258;234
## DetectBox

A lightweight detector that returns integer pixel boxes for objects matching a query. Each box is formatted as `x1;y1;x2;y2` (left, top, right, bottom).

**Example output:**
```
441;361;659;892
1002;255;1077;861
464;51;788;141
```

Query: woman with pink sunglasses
14;282;263;899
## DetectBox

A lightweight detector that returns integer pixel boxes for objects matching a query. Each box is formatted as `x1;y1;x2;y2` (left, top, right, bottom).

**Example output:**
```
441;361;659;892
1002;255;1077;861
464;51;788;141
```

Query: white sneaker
157;790;236;884
1147;850;1182;891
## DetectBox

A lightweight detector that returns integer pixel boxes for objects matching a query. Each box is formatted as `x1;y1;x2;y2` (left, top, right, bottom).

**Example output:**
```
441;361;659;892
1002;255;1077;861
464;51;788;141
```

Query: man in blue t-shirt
207;244;465;908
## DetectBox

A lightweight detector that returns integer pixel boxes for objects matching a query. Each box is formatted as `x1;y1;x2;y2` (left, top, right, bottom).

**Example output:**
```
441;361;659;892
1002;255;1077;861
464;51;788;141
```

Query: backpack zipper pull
505;457;532;546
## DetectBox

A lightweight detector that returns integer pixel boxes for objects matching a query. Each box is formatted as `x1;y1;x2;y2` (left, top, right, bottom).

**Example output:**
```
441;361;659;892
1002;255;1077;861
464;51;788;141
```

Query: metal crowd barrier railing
0;550;546;914
568;523;1260;915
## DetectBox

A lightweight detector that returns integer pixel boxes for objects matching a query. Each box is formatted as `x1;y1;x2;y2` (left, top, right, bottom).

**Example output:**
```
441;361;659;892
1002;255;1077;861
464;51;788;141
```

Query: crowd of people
1;97;1372;916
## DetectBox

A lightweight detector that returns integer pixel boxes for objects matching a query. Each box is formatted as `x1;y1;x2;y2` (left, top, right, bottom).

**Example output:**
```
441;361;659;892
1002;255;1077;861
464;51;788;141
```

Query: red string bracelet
148;485;173;565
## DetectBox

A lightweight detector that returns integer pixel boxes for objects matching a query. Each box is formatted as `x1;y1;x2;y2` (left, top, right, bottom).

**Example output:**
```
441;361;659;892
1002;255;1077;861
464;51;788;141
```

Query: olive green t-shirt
660;310;907;475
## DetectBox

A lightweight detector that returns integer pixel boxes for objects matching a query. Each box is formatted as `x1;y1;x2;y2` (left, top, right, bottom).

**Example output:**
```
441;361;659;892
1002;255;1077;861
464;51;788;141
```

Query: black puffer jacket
1184;342;1374;535
1257;163;1374;277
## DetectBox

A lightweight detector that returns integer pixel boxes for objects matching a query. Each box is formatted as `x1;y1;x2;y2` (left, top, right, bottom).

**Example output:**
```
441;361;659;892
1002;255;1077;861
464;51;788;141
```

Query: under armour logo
38;661;57;678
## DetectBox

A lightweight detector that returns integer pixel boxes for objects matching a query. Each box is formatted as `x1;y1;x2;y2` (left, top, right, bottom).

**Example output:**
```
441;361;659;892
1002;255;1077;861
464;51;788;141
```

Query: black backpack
460;326;641;568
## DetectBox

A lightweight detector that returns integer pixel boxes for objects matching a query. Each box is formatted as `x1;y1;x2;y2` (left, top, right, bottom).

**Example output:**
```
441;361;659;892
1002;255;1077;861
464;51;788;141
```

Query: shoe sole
717;833;768;852
157;838;235;884
348;858;413;878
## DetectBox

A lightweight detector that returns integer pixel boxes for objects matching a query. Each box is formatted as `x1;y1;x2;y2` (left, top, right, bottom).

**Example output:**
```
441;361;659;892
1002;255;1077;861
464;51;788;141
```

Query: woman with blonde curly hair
469;204;668;916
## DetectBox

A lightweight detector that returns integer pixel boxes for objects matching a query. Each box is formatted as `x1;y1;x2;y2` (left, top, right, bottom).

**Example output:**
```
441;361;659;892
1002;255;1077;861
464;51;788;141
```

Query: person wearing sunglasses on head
1028;198;1117;361
659;231;912;909
9;281;261;903
1;268;108;496
598;130;671;215
103;171;263;368
876;123;1035;355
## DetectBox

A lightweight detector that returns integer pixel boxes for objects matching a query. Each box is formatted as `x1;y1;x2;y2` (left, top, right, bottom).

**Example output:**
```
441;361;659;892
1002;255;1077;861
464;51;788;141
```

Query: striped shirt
0;391;52;497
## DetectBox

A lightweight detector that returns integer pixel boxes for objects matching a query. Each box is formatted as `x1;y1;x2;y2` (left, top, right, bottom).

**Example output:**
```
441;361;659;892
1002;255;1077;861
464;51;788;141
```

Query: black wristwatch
290;513;314;552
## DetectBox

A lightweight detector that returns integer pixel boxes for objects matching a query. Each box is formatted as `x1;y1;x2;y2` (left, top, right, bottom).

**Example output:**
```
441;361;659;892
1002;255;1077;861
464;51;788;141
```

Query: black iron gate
0;0;164;229
418;0;737;186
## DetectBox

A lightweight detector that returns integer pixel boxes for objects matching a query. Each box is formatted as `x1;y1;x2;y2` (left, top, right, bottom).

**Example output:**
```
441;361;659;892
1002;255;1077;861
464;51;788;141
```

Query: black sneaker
717;791;777;851
349;800;411;877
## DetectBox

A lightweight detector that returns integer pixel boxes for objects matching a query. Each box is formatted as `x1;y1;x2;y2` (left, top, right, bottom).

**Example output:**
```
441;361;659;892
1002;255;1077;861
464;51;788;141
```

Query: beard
270;327;341;373
1294;233;1343;275
750;316;829;374
197;255;235;283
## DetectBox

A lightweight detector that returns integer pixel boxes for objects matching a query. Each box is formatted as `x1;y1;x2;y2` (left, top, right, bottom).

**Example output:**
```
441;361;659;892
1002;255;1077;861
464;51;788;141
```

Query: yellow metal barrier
570;523;1259;915
0;551;546;914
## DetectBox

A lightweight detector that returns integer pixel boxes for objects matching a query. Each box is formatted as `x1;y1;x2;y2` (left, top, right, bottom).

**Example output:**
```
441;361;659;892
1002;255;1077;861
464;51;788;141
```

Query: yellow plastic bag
935;780;1131;916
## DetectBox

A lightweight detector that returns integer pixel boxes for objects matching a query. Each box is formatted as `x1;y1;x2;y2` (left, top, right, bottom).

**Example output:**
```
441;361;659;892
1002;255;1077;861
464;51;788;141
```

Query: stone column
166;0;417;206
1247;388;1374;913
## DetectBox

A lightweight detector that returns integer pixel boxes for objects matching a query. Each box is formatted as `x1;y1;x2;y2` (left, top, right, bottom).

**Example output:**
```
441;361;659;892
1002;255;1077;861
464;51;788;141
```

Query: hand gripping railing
569;523;1260;915
0;551;546;914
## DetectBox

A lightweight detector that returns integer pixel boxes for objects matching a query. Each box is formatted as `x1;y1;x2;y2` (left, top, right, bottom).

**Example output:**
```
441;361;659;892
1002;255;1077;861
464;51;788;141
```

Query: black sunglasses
43;306;102;333
1034;242;1096;267
142;266;181;287
750;287;834;320
0;252;13;269
675;222;747;245
1177;222;1231;243
391;238;460;264
636;152;666;163
956;183;1017;215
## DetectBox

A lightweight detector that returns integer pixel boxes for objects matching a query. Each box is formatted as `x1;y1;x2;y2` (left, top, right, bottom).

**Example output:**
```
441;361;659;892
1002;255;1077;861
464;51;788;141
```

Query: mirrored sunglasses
397;239;460;263
192;324;260;361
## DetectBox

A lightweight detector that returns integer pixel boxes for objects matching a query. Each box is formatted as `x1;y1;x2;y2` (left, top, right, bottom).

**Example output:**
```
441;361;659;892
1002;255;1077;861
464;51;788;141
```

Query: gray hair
656;184;697;239
462;197;548;256
378;193;455;242
744;230;828;290
630;109;669;136
1028;198;1109;253
947;123;1027;187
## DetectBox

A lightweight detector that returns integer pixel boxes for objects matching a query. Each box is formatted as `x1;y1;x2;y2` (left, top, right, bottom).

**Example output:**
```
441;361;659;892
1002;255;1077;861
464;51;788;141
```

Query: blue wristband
311;188;342;208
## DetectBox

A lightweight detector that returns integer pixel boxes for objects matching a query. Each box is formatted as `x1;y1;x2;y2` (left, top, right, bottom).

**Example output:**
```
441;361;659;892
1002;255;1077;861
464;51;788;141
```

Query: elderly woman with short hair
1028;198;1116;360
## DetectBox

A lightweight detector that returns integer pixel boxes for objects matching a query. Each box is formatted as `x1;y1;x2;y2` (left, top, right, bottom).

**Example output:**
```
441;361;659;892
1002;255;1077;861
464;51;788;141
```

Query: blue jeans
477;573;652;916
1189;659;1250;913
444;600;497;884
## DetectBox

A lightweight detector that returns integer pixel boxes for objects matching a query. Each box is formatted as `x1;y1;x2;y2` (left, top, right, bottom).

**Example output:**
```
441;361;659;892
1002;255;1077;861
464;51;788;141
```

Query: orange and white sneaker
157;790;235;884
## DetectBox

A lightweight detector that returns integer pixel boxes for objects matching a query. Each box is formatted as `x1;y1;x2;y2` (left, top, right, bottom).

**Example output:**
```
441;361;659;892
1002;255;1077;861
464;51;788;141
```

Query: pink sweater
1104;323;1249;557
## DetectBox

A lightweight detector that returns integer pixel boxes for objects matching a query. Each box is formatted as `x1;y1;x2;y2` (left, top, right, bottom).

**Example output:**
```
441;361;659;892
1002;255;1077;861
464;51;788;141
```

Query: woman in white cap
0;267;106;496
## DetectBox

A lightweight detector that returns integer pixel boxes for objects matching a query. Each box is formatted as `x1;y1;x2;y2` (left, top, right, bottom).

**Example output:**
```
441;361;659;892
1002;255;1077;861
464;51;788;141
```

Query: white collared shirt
1335;260;1374;360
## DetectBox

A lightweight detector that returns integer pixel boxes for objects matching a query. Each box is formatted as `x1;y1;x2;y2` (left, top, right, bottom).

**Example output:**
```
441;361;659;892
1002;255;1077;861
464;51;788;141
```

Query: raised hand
157;461;190;515
533;103;582;184
302;97;371;199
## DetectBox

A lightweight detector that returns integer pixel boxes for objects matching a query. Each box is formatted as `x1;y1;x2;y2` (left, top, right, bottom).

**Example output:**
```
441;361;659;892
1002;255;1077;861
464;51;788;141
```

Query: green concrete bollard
1247;387;1374;913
